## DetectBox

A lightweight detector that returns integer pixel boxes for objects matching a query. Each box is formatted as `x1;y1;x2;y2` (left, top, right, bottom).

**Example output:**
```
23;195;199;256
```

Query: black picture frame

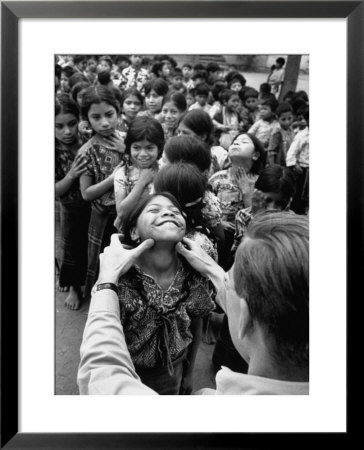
1;1;359;448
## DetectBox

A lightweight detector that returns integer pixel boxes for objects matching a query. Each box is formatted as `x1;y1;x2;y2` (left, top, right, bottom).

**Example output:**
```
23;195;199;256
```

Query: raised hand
103;132;126;153
137;168;156;187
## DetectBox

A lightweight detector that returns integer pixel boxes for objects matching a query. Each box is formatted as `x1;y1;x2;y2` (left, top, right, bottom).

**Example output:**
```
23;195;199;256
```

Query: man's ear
238;298;252;340
130;227;140;242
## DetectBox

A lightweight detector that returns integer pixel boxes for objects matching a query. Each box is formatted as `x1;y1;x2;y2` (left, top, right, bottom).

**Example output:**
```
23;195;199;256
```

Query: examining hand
98;234;154;284
137;168;156;187
104;132;126;154
176;237;216;277
68;153;88;180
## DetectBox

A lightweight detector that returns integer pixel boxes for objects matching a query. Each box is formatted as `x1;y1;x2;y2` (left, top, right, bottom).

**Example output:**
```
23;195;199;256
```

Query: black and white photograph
55;53;310;396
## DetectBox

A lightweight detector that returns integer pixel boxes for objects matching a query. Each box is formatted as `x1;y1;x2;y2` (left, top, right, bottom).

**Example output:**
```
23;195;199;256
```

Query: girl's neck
136;243;179;285
231;160;253;173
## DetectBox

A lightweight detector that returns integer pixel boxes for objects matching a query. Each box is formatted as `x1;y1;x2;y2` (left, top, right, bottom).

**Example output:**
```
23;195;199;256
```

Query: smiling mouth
156;220;180;227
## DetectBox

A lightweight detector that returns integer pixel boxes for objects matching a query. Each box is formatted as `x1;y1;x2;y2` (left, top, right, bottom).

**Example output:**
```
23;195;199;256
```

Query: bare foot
64;286;82;311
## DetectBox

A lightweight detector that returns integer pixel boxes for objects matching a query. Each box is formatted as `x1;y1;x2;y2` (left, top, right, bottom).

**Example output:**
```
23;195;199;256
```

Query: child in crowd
163;135;225;244
267;57;286;98
177;109;229;175
267;102;295;166
154;162;217;261
71;81;91;107
208;81;226;119
114;116;164;230
241;88;259;128
192;71;208;87
188;83;212;113
85;55;98;84
141;78;169;119
209;132;265;270
160;92;187;140
185;89;196;109
55;94;90;310
258;82;277;104
182;63;194;90
213;89;243;150
248;96;278;149
117;87;144;136
286;106;309;214
117;192;215;394
97;55;113;74
78;86;126;301
170;68;187;95
122;55;149;92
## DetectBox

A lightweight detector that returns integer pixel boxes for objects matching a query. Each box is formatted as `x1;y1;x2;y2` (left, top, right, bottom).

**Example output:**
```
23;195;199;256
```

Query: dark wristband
96;282;118;294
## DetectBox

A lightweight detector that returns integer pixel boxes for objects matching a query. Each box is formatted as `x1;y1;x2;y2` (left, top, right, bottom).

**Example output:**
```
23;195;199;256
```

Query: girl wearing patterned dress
78;86;126;301
117;192;215;394
55;94;91;310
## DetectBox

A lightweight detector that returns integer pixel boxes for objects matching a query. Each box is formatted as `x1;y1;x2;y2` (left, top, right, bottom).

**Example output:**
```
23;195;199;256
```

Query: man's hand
176;237;216;277
98;234;154;284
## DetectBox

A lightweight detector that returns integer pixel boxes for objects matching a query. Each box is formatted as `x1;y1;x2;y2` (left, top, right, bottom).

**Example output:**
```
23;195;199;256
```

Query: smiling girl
116;192;215;394
160;92;187;140
114;116;165;230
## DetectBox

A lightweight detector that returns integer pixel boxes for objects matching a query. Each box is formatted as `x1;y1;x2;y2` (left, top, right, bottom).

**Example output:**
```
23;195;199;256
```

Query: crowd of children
55;54;309;394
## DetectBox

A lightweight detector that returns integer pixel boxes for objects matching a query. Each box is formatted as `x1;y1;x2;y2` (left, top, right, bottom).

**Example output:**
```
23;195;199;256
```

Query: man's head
233;212;309;373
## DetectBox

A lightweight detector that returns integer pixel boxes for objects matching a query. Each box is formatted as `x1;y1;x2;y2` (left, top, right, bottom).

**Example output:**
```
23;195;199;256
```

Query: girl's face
122;95;142;121
225;94;240;112
87;101;118;137
245;97;258;112
228;134;257;162
161;102;183;129
87;58;97;73
145;90;163;114
55;112;78;145
279;111;294;130
76;89;87;107
133;195;186;244
182;67;192;79
195;94;208;107
176;122;198;139
130;55;142;68
161;63;171;78
130;139;159;169
60;73;70;92
259;105;273;121
231;81;242;92
97;60;111;73
186;94;195;108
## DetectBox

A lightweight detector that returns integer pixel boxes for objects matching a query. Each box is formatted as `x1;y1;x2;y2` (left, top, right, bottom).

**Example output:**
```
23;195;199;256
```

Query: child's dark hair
192;71;208;83
193;63;206;72
121;192;183;247
182;63;192;70
219;89;238;104
81;85;119;120
164;135;212;173
276;102;293;117
296;105;309;125
98;55;113;69
116;55;130;65
260;82;271;94
144;78;169;97
154;162;208;232
211;81;227;101
55;93;80;120
71;81;91;104
121;88;144;107
225;71;246;88
163;92;187;112
178;109;214;146
124;116;165;158
69;72;88;89
172;67;183;78
194;83;210;97
74;55;86;65
295;90;309;103
243;88;259;101
276;57;286;67
61;66;75;79
231;132;266;174
283;90;295;102
97;70;112;86
261;96;279;112
255;164;296;210
207;62;221;74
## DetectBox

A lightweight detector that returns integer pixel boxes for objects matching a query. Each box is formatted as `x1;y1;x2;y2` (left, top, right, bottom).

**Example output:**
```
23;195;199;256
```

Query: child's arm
55;153;88;199
248;120;259;135
80;172;116;202
116;169;156;220
180;317;203;395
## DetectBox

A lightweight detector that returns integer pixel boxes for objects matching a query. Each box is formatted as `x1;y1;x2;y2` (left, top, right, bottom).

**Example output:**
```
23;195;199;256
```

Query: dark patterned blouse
55;140;84;204
117;259;215;373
